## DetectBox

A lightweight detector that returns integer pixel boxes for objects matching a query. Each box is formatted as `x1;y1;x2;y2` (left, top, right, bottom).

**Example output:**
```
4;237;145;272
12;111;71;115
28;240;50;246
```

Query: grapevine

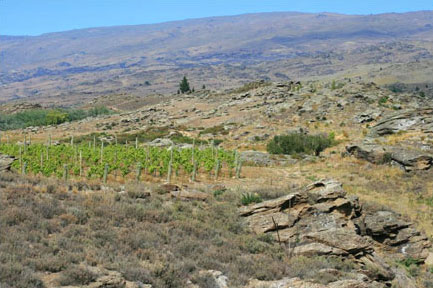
0;142;239;182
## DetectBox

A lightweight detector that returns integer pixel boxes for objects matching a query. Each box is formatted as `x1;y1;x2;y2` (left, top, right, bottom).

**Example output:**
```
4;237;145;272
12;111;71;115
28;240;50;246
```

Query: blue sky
1;0;432;36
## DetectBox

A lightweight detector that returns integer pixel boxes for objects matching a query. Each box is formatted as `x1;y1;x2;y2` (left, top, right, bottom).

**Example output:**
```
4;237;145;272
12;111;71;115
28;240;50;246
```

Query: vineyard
0;141;243;183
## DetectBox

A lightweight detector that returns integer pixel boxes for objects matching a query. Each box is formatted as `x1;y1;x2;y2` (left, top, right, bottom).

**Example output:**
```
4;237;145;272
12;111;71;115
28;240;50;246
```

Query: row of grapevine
0;141;243;183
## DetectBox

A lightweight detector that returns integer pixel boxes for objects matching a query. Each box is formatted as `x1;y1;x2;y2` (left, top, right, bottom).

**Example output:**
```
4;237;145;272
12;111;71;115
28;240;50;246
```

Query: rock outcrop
0;154;15;173
346;142;433;171
347;108;433;171
369;108;433;136
246;277;382;288
354;109;382;123
240;180;431;287
240;151;296;166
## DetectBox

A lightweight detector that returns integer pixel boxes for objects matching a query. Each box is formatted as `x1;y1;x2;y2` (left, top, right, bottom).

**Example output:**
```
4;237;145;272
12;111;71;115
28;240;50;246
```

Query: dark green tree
179;76;191;94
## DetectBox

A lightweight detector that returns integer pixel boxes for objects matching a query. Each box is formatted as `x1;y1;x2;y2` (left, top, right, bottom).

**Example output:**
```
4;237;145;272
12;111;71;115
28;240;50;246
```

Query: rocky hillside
1;79;433;287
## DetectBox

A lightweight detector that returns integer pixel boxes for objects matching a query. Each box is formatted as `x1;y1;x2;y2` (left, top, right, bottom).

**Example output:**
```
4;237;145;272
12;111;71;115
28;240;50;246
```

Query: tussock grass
0;174;360;287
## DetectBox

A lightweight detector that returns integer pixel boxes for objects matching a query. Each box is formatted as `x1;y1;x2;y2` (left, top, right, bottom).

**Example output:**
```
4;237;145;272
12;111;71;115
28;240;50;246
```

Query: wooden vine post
40;151;44;169
167;144;174;183
63;164;68;181
79;151;83;177
100;141;104;163
192;161;198;182
22;162;27;175
214;159;221;180
136;163;142;182
103;164;108;184
236;155;243;179
19;146;23;174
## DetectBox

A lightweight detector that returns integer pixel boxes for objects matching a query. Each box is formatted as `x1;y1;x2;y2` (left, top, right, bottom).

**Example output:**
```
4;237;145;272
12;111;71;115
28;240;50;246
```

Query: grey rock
354;109;382;123
148;138;173;147
240;151;296;167
346;143;433;171
0;154;15;173
369;108;433;136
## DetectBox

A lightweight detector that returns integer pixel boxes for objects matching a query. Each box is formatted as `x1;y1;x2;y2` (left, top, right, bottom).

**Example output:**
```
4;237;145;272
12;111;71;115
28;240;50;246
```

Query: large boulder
369;108;433;136
346;143;433;172
0;154;15;173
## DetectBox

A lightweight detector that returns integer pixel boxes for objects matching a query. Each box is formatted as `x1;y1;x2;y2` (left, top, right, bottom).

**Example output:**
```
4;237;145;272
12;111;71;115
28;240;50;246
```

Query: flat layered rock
0;154;15;173
346;143;433;171
354;109;382;123
369;108;433;136
304;228;372;255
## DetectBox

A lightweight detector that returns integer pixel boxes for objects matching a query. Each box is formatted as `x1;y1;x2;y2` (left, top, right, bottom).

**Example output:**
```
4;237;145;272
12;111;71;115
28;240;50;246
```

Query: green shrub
399;257;422;268
46;110;68;125
267;133;335;156
0;106;112;130
213;189;225;198
241;193;262;206
388;84;403;93
380;152;393;164
378;96;389;105
330;80;344;90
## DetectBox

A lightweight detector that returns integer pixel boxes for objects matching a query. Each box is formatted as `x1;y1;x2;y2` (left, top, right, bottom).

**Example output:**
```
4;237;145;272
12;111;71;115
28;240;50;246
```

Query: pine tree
179;76;191;94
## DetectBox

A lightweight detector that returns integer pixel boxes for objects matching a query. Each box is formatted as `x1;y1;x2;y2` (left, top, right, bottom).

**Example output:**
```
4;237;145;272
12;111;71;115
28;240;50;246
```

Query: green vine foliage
0;143;236;181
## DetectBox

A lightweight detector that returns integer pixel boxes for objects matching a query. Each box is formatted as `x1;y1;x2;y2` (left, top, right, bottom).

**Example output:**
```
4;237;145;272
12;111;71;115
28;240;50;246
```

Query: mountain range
1;11;433;105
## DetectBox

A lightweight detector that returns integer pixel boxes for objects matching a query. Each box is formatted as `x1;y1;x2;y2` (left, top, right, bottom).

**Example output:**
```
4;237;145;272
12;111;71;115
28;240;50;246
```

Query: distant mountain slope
0;11;433;104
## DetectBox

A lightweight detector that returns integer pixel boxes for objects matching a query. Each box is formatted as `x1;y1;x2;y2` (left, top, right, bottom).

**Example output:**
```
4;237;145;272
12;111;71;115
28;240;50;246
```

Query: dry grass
0;173;364;288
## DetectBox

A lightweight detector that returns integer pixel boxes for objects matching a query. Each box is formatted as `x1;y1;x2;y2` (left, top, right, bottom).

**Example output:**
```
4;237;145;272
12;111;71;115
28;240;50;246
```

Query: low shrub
380;152;393;164
0;263;44;288
249;187;290;200
199;125;229;136
267;133;335;156
378;96;389;105
241;193;262;206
